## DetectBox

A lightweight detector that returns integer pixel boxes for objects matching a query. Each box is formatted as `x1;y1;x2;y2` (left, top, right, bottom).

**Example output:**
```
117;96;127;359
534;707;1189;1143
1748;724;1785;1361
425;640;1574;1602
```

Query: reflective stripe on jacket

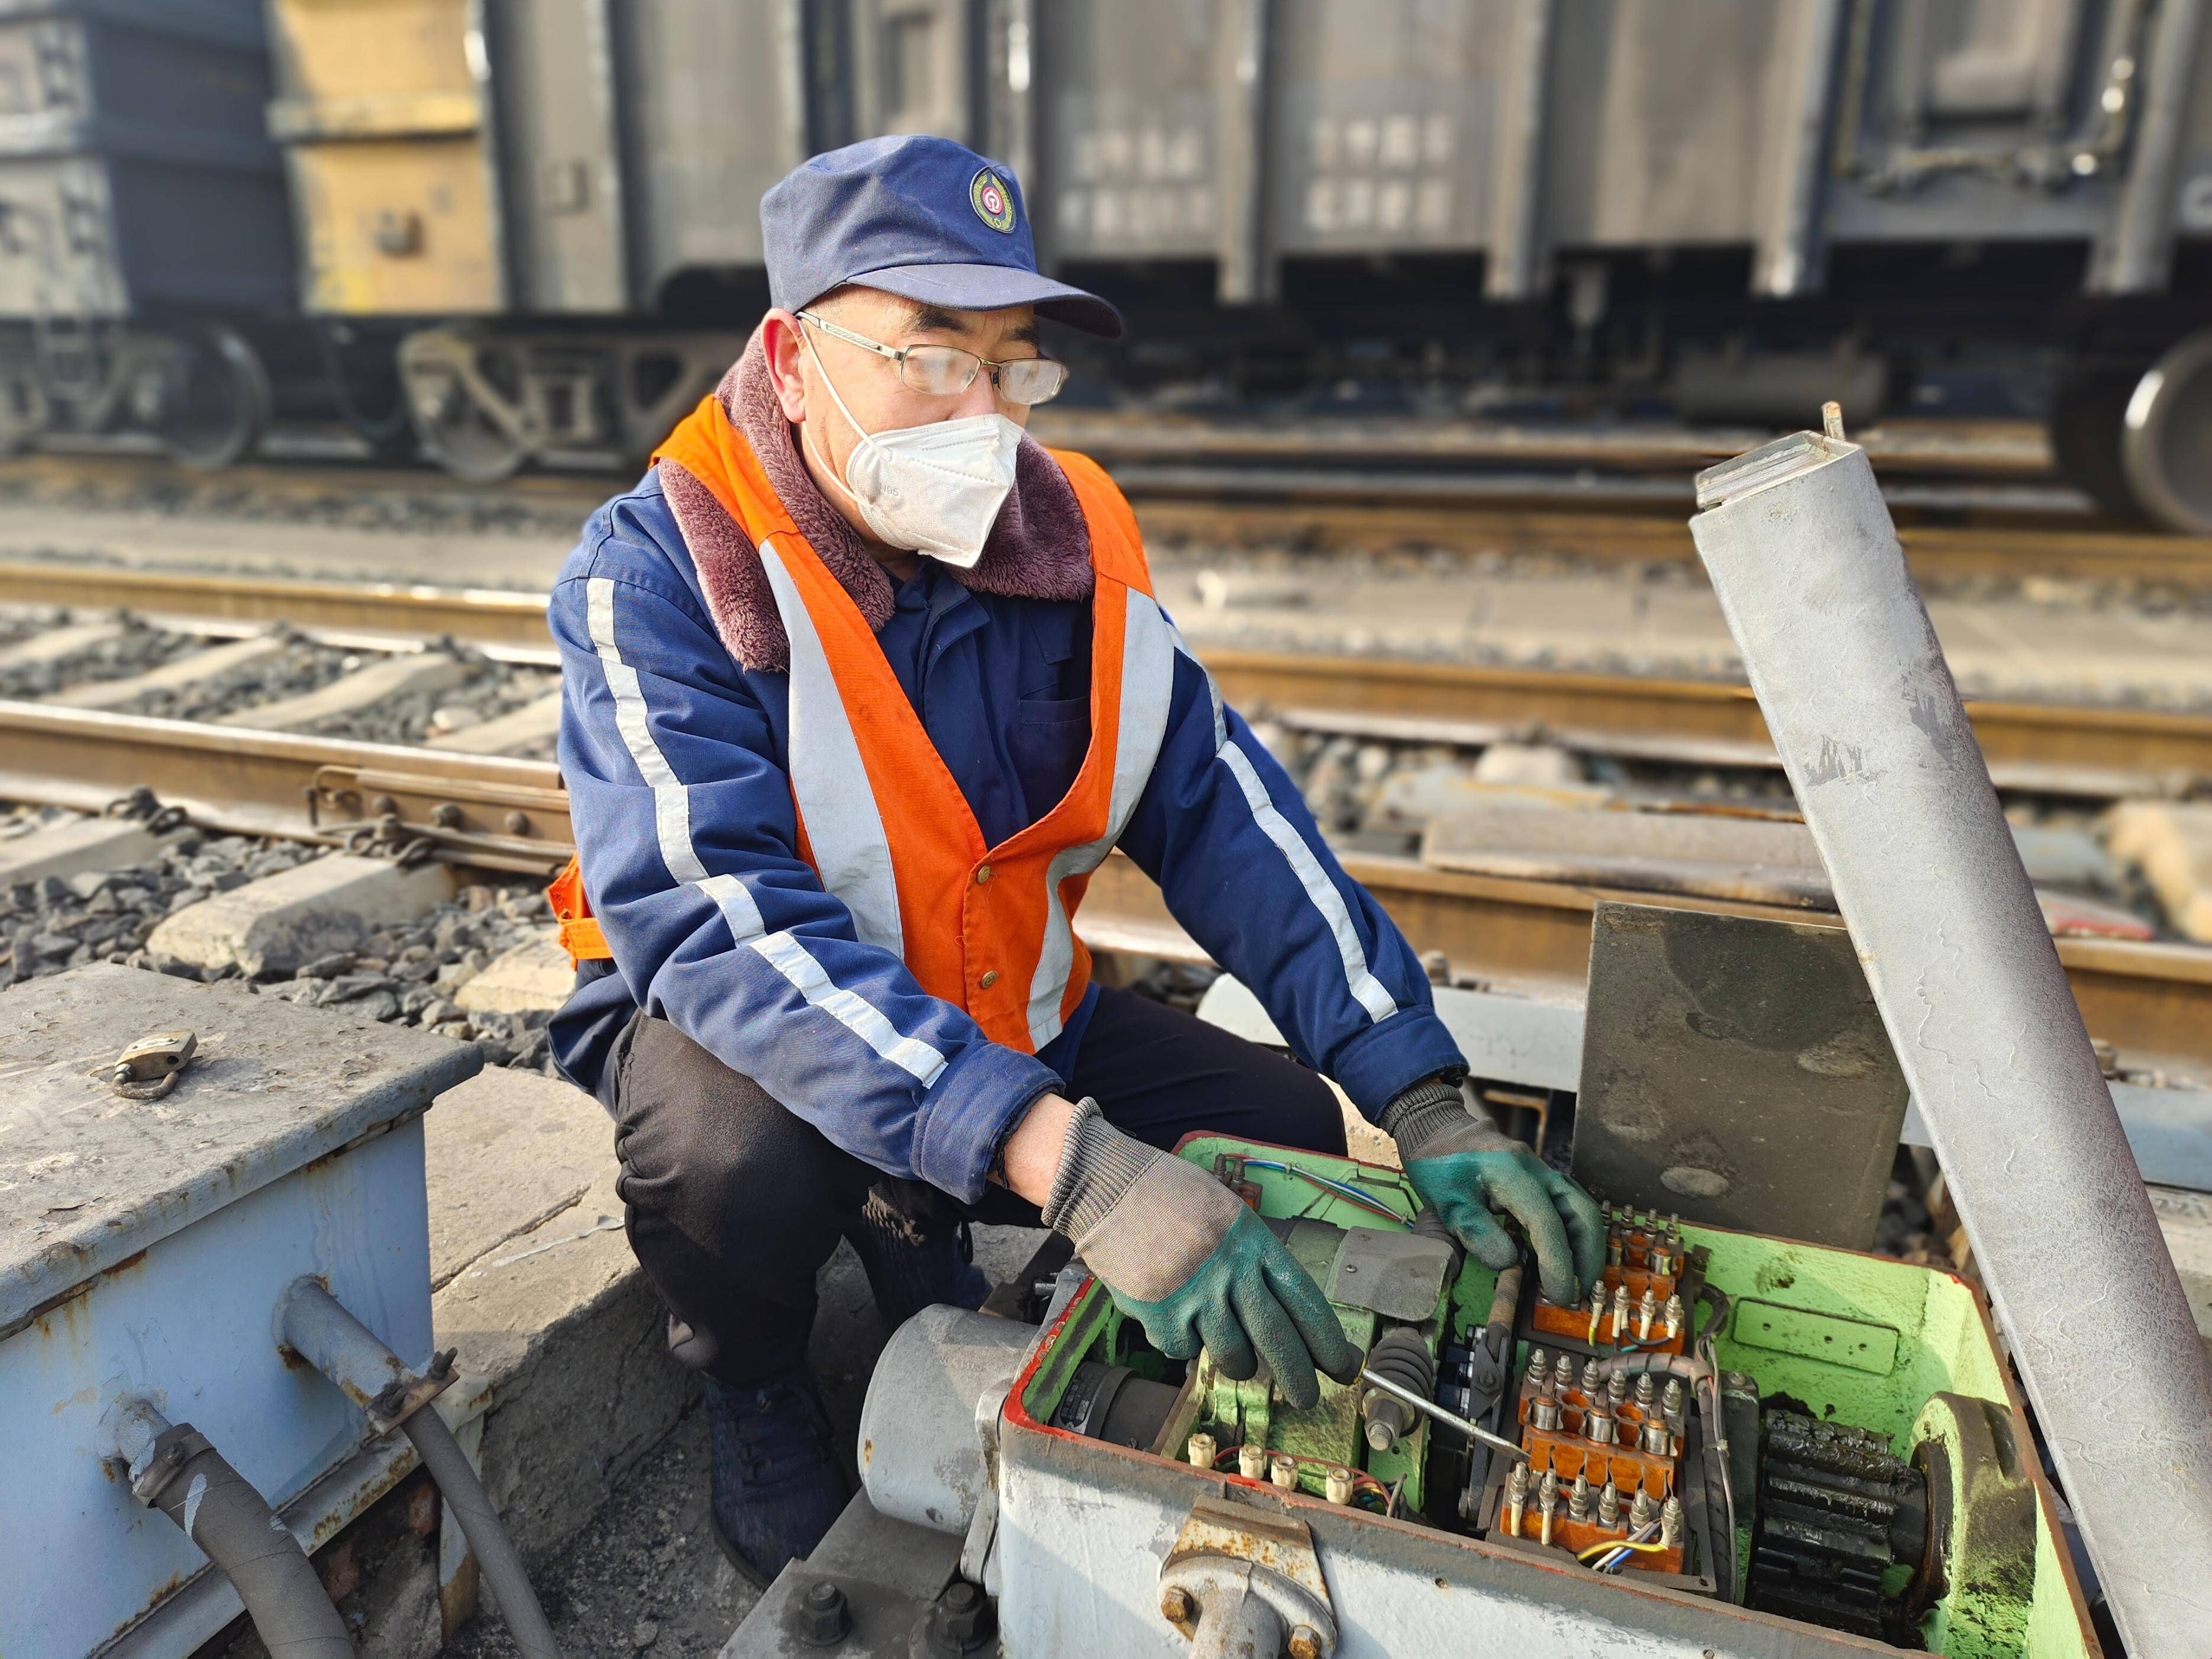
547;412;1465;1202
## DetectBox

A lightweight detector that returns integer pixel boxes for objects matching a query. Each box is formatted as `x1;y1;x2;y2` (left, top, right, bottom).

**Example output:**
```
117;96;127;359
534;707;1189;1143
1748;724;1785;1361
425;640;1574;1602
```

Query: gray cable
403;1410;564;1659
138;1424;353;1659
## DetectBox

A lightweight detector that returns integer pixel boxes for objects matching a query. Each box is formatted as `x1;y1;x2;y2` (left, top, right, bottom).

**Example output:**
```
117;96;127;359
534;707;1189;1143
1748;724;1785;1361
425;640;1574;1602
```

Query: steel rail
4;698;2208;1074
9;563;2212;795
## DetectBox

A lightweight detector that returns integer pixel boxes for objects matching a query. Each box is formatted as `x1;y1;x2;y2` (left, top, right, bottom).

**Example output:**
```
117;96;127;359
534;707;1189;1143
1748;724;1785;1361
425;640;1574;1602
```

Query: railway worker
543;134;1604;1583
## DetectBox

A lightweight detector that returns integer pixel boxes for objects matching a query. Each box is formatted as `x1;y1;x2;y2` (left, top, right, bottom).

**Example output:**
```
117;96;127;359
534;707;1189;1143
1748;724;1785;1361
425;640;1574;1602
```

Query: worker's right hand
1038;1098;1360;1410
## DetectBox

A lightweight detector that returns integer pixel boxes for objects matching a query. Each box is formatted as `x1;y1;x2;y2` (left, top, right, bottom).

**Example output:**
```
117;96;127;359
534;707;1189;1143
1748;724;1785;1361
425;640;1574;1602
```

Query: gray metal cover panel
1572;901;1909;1250
1039;0;1221;258
1267;0;1507;254
618;0;800;301
0;963;479;1332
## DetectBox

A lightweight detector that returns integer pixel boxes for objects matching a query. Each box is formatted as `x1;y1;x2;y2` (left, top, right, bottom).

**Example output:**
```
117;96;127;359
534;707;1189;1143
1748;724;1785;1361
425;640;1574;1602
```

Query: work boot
703;1367;850;1587
848;1187;990;1326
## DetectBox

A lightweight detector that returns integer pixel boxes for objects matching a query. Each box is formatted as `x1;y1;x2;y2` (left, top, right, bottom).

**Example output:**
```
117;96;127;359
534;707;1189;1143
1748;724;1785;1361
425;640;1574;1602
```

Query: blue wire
1241;1159;1410;1221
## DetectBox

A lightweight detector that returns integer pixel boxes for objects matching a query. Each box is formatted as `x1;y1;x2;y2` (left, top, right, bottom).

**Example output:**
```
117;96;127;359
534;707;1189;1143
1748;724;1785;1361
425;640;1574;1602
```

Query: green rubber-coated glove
1040;1099;1361;1410
1383;1076;1605;1305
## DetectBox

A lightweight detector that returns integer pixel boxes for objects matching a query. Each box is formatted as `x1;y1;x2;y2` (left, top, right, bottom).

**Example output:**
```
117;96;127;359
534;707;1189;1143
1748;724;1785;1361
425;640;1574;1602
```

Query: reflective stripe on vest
629;395;1173;1054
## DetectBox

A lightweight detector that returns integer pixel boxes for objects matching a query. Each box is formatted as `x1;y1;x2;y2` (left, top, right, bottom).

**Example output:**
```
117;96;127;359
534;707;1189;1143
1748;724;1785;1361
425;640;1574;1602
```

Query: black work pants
608;984;1348;1387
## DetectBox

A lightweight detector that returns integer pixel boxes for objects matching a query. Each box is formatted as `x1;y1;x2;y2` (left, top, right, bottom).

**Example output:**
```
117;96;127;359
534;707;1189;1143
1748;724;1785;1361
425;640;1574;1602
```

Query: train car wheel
156;325;271;470
2049;365;2145;521
404;339;531;483
2120;331;2212;536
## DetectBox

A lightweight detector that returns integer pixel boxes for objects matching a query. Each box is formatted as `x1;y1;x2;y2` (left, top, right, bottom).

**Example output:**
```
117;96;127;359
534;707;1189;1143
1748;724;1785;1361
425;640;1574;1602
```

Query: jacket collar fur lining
657;327;1094;674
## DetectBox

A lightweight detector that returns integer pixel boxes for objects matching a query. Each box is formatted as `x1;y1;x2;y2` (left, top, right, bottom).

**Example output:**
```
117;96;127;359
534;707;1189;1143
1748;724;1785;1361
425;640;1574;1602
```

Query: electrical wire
1577;1534;1666;1564
1240;1159;1410;1224
1593;1521;1666;1573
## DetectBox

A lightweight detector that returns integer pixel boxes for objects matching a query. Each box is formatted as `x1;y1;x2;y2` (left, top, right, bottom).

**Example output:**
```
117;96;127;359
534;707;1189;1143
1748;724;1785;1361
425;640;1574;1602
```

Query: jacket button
975;865;993;884
979;970;999;989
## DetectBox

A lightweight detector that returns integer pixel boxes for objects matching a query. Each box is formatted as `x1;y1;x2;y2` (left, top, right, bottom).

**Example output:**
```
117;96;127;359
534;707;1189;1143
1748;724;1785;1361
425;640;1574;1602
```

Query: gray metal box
1;964;478;1659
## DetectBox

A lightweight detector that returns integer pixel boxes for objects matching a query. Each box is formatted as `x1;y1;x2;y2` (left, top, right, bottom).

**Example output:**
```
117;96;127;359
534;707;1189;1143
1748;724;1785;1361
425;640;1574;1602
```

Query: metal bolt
1610;1283;1631;1337
1506;1461;1529;1536
1662;1378;1685;1424
930;1580;992;1647
1289;1628;1325;1659
1160;1586;1193;1624
1637;1288;1658;1341
792;1579;848;1645
1552;1353;1575;1394
1664;1292;1684;1340
371;795;399;816
431;802;463;828
1630;1486;1656;1530
1568;1471;1591;1522
1538;1470;1559;1546
1607;1235;1623;1267
1606;1370;1628;1410
1599;1477;1621;1528
1579;1358;1601;1397
503;810;530;834
1660;1495;1684;1550
1633;1373;1656;1410
1524;1346;1547;1387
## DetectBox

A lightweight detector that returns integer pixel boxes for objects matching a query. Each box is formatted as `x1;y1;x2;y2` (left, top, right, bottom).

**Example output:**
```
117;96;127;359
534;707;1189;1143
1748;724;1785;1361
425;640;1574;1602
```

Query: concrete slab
2106;800;2212;941
0;814;163;883
453;930;573;1016
424;691;563;755
147;853;456;978
0;618;125;670
215;651;471;731
422;1065;619;1292
43;631;291;709
431;1138;689;1563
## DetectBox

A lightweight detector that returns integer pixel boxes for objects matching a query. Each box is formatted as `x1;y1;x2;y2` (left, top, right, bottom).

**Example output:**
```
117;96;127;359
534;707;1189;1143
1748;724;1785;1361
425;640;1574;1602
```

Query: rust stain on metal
29;1247;147;1336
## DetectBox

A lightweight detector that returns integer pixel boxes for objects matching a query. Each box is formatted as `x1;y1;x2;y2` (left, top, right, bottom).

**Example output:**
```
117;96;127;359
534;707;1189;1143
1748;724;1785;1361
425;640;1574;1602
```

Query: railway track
4;561;2212;1077
13;434;2212;589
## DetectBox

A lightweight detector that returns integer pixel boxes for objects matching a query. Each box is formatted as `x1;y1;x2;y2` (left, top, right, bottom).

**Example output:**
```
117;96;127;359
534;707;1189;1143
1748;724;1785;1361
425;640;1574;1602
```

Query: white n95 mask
802;331;1022;567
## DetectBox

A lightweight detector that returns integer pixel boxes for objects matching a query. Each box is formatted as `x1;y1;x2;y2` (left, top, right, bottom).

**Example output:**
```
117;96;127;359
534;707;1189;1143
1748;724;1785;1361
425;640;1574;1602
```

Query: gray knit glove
1383;1077;1604;1304
1041;1099;1359;1409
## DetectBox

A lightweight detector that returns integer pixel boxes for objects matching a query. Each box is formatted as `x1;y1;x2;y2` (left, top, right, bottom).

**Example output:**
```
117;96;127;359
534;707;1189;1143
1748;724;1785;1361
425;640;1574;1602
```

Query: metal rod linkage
1358;1366;1528;1461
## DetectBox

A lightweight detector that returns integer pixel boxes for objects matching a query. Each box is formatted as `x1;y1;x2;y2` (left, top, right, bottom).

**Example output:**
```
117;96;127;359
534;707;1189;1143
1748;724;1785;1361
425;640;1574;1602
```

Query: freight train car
0;0;297;467
5;2;2211;530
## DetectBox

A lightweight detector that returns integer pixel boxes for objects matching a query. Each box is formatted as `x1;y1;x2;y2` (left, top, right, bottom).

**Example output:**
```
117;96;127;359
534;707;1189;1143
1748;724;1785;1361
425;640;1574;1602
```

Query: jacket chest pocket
1009;695;1089;816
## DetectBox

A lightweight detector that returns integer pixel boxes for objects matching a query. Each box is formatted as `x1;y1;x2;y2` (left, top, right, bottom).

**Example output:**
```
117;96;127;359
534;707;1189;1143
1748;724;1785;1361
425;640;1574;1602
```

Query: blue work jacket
548;469;1464;1203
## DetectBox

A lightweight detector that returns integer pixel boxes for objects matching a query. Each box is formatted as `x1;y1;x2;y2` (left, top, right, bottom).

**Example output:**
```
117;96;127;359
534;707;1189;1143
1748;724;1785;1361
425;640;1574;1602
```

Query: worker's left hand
1382;1077;1604;1305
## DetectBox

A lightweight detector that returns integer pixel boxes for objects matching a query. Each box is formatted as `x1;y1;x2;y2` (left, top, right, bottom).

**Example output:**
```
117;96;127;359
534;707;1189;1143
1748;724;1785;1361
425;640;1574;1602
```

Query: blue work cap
761;135;1123;338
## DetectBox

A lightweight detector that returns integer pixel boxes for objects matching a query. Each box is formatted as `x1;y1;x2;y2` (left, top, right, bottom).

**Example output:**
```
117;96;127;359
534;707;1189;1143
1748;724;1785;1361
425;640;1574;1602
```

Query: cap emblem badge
970;169;1016;233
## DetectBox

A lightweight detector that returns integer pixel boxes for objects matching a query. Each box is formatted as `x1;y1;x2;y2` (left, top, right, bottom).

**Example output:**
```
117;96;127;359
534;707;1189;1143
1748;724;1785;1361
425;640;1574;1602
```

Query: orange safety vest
550;395;1175;1055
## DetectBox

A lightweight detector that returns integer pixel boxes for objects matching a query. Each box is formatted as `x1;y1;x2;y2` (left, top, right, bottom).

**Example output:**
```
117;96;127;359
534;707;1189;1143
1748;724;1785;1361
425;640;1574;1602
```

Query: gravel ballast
0;801;568;1074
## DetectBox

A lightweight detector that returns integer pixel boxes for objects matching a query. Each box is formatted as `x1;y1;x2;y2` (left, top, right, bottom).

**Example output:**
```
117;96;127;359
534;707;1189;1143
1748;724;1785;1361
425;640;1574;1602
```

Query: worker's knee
1270;1066;1351;1158
612;1016;854;1259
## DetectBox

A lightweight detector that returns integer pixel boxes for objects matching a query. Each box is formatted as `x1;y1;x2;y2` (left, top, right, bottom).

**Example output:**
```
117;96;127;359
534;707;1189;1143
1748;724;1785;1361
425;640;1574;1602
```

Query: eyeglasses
799;310;1071;406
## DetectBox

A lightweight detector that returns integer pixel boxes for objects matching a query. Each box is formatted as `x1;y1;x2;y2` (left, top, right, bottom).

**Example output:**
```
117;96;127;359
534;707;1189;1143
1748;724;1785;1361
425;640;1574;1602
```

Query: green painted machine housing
1016;1137;2098;1658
